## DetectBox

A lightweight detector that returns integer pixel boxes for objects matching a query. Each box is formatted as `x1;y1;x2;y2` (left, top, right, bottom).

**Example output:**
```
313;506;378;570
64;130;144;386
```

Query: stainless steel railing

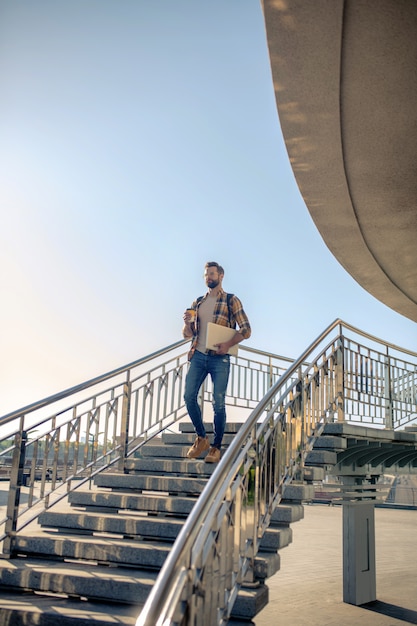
0;339;293;552
0;319;415;621
136;319;417;625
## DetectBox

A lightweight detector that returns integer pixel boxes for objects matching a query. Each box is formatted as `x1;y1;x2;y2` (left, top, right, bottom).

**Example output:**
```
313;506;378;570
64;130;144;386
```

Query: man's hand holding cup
184;308;196;326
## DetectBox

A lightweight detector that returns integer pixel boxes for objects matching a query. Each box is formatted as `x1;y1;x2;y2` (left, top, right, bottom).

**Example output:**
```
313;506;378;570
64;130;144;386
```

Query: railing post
118;376;132;472
384;354;394;429
296;366;304;444
3;429;28;555
336;337;345;422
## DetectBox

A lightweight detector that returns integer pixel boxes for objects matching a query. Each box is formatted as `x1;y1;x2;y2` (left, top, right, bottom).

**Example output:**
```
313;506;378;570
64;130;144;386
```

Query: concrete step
260;526;292;552
303;433;347;471
0;412;301;625
303;466;325;481
94;472;208;495
252;551;281;581
68;489;198;515
178;421;244;434
0;557;157;604
160;432;236;446
13;531;171;568
304;449;338;466
231;583;269;620
136;444;200;459
135;422;243;455
282;482;315;503
0;590;140;626
125;456;216;475
312;435;347;451
270;503;304;525
38;509;184;540
0;554;272;626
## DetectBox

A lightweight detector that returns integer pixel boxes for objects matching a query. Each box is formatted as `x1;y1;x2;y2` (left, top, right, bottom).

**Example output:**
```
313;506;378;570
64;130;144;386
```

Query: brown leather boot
205;446;221;463
186;436;210;459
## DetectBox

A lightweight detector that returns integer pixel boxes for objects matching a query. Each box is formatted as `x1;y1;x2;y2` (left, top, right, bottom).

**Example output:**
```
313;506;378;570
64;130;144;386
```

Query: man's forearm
183;323;193;339
229;331;244;347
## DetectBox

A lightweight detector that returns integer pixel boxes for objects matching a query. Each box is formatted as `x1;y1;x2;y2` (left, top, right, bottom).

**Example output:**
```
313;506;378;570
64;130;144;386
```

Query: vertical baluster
384;354;393;429
4;428;27;555
336;338;345;422
119;373;132;471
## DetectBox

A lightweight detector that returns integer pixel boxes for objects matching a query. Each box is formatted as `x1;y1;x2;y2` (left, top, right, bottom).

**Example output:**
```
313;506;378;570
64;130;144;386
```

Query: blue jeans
184;350;230;449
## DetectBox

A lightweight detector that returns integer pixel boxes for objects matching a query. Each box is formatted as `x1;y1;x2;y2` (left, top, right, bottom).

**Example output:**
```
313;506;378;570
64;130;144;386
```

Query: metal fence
0;319;416;623
136;320;417;625
0;340;292;551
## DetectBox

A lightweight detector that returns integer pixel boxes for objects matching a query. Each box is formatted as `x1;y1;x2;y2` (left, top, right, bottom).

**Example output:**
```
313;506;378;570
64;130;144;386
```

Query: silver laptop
206;322;239;356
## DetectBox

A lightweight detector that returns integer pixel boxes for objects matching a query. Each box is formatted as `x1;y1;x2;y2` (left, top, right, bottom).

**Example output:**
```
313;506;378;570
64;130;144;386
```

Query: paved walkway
255;504;417;625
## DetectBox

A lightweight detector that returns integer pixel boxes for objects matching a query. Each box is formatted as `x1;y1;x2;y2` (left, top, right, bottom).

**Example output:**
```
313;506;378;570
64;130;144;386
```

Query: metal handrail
137;356;303;623
2;318;415;429
0;339;294;553
136;318;417;625
0;318;415;623
335;320;417;357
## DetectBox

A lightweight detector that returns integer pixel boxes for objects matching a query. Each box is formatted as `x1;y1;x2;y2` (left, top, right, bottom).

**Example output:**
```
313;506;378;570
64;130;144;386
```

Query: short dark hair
205;261;224;275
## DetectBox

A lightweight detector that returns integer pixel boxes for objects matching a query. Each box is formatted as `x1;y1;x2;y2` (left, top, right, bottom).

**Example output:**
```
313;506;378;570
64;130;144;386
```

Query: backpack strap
227;293;236;328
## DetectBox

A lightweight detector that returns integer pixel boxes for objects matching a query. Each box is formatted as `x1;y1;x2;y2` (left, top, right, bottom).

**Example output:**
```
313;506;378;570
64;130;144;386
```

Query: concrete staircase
0;422;313;626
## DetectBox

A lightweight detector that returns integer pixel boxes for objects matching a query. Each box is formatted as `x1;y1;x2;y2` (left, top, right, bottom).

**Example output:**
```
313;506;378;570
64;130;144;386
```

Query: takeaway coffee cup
185;308;196;323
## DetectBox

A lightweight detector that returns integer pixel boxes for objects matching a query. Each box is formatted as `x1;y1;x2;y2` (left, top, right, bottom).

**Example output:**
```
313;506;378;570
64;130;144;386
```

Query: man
182;261;251;463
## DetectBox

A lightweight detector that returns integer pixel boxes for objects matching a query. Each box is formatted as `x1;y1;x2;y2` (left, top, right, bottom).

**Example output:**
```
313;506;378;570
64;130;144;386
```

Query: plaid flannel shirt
185;288;251;355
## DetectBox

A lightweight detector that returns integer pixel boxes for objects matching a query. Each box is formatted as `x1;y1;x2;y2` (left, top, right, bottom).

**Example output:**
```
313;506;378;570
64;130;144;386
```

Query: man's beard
207;279;219;289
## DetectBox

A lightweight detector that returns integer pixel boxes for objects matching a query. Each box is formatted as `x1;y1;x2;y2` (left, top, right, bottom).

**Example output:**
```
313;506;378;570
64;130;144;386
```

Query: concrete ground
255;504;417;626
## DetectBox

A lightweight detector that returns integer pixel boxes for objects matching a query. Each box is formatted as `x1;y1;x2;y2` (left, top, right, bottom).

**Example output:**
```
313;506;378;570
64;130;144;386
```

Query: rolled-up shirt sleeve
231;296;251;340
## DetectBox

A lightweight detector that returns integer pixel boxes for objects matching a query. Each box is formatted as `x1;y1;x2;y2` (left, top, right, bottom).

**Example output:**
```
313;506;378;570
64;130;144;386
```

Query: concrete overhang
262;0;417;322
306;423;417;476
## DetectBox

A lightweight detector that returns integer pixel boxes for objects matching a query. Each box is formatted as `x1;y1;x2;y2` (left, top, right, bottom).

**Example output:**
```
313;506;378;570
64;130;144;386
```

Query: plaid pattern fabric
187;288;251;356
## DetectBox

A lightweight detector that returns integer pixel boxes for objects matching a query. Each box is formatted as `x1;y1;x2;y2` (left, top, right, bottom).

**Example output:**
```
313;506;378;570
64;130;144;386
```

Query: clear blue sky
1;0;416;416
